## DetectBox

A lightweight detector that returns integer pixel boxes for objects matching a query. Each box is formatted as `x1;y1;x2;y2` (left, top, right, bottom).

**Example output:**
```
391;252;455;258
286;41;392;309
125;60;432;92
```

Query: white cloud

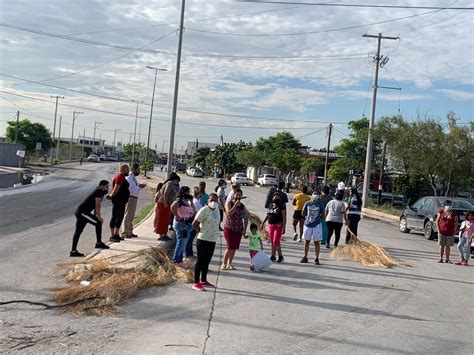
436;89;474;101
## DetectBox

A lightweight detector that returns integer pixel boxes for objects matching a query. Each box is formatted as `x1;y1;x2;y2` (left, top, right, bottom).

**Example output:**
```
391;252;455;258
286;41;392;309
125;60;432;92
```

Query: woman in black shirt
262;194;286;263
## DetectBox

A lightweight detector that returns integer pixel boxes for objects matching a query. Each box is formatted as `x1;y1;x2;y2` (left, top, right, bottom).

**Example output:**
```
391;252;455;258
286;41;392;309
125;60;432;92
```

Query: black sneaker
326;244;331;249
95;242;110;249
270;255;276;262
70;250;84;257
131;233;138;238
300;257;308;263
110;235;121;243
118;235;125;241
277;256;284;263
123;234;132;239
315;258;320;265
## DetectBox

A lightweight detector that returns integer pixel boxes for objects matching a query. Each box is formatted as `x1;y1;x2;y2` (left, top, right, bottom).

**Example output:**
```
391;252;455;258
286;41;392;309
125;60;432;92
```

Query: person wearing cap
121;164;147;238
436;199;458;263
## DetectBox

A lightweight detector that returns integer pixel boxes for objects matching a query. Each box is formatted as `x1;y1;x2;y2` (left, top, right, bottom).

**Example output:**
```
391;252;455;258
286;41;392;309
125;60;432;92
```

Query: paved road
0;170;472;354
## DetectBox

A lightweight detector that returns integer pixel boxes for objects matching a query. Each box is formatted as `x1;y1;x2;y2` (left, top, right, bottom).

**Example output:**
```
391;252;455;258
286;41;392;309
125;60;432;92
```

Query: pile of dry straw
331;229;410;268
51;247;193;315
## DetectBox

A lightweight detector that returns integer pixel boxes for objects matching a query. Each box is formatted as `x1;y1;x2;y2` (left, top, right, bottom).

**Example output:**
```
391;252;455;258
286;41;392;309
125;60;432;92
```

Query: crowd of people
70;165;473;293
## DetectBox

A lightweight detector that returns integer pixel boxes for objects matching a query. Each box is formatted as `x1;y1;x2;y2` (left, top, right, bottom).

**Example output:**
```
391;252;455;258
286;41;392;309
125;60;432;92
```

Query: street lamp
144;66;167;177
69;111;83;161
130;99;144;165
113;129;121;154
93;121;102;154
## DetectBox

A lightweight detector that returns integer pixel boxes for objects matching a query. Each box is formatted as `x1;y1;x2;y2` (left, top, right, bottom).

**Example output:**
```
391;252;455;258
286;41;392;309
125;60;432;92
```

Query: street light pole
50;95;64;164
93;121;102;155
55;115;63;162
144;66;167;177
69;111;83;161
167;0;186;177
130;100;144;165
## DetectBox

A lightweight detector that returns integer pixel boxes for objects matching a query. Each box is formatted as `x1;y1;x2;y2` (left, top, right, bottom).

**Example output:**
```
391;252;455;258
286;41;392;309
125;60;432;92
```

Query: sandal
228;265;236;270
220;264;228;270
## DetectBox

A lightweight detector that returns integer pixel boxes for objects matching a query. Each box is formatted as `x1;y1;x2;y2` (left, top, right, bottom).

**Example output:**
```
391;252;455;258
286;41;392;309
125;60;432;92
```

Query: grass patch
133;203;154;225
367;200;402;217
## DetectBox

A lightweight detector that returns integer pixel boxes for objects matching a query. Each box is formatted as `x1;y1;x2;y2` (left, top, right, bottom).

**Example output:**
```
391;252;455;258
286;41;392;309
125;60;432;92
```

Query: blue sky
0;0;472;152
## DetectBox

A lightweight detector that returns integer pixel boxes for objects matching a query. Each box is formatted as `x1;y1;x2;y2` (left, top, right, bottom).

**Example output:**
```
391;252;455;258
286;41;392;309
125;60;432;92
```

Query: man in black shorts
70;180;110;257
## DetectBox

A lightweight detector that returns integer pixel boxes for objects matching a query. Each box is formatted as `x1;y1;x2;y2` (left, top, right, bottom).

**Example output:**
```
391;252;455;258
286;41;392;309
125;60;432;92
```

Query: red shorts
224;228;242;250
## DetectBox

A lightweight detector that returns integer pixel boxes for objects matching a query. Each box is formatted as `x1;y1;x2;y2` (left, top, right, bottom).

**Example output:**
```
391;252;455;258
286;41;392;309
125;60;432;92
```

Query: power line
26;29;177;84
1;73;352;124
0;90;345;129
234;1;474;10
186;9;444;37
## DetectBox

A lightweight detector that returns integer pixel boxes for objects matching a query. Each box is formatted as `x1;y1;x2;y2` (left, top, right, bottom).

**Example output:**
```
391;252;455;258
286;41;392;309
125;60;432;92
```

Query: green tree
255;132;302;175
328;118;382;181
236;148;265;169
207;141;252;176
300;157;323;174
191;147;211;171
5;119;53;152
122;142;145;163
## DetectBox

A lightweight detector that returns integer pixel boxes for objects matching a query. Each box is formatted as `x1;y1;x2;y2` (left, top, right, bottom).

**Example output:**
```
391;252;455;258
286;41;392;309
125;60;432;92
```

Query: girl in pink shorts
262;194;286;263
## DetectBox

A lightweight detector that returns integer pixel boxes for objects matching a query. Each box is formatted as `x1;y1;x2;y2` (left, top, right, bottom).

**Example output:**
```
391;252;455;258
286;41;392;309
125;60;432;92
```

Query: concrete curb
362;207;400;223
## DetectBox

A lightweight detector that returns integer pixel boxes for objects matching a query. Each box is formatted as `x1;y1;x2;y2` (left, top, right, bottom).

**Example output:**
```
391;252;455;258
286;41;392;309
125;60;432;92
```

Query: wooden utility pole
323;123;333;186
50;95;64;164
15;110;19;144
361;33;398;208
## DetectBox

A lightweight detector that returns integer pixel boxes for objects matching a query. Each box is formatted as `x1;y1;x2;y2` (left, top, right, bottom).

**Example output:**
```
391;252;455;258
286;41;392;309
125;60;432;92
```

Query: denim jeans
457;236;471;261
172;220;193;263
186;229;196;257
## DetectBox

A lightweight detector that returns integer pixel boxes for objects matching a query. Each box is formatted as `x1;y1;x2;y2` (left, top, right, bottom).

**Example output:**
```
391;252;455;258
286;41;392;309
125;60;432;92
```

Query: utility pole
50;95;64;164
81;128;85;158
166;0;186;177
55;115;62;162
361;33;399;208
113;129;121;154
93;121;102;155
145;66;167;177
323;123;333;186
220;135;224;146
69;111;83;161
130;100;143;165
15;110;19;144
377;142;387;205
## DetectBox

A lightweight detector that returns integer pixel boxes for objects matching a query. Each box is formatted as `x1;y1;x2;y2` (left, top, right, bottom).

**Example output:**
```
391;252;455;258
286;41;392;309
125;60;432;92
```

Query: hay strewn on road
330;229;410;268
51;247;193;315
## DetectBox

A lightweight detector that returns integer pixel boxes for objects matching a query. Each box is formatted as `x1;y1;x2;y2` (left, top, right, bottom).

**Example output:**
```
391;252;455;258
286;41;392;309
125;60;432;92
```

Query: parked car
186;166;196;176
106;155;118;162
99;154;106;161
190;168;204;178
257;174;278;187
175;162;187;173
399;197;473;240
87;154;100;162
231;173;250;185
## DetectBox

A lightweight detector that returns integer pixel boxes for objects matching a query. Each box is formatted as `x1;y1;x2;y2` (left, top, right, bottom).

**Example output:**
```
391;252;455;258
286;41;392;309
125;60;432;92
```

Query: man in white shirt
122;164;146;238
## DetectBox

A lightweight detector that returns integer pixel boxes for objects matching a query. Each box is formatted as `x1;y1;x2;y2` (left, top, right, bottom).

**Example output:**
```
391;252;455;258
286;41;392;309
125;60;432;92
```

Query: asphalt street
0;169;472;354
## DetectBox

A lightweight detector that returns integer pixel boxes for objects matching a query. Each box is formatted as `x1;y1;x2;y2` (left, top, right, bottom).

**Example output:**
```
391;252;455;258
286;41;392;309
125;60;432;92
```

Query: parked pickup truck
356;184;406;207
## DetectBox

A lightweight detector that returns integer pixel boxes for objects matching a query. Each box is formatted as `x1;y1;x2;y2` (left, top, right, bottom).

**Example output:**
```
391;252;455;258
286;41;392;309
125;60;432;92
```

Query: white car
191;168;204;178
257;174;278;187
231;173;250;185
87;154;100;162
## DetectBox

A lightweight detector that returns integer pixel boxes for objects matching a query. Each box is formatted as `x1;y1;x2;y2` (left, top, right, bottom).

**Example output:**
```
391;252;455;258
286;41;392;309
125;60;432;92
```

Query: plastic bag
251;250;272;270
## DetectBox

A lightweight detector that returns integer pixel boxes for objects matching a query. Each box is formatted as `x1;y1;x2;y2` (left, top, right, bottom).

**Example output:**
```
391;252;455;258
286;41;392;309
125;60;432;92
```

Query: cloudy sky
0;0;472;152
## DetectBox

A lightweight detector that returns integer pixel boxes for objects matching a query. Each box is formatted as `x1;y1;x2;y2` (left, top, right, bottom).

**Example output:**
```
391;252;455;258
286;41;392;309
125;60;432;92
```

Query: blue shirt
303;201;324;227
200;192;209;205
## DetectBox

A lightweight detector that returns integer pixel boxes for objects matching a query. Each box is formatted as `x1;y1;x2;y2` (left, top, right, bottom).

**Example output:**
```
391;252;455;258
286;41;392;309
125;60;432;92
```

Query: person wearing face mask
108;164;130;243
70;180;110;257
155;172;181;241
192;193;221;291
121;164;147;239
455;210;473;266
262;194;287;263
436;200;459;263
223;189;249;270
301;191;325;265
171;186;195;265
215;179;227;230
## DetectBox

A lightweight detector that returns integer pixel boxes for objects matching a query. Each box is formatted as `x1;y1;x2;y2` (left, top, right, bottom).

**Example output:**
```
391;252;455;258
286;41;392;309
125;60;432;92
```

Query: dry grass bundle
330;229;410;268
51;247;193;315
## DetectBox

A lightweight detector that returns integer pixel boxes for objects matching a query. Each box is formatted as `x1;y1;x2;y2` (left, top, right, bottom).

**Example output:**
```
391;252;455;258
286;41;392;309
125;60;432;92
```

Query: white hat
337;182;346;190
